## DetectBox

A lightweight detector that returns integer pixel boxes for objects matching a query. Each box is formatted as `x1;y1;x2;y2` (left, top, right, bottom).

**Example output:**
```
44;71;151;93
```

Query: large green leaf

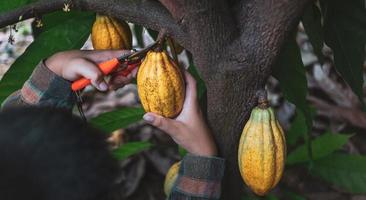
302;4;324;63
322;0;366;107
0;0;37;13
286;109;307;146
312;153;366;193
0;11;94;104
90;107;144;133
287;107;316;146
113;141;152;160
287;132;351;165
273;38;311;128
272;37;313;159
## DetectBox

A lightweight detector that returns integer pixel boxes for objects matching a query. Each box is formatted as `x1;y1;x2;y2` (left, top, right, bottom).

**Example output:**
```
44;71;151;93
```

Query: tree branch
159;0;239;72
0;0;64;26
0;0;188;49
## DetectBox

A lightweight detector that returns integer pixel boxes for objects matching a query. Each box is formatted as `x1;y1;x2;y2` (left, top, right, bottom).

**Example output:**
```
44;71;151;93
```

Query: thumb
143;113;179;136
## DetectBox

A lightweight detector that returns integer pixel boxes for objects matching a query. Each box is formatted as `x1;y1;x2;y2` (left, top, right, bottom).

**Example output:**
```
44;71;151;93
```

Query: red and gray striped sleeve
169;154;225;200
1;61;76;110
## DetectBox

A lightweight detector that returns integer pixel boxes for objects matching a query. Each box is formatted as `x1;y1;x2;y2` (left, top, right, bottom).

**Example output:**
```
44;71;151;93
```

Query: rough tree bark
0;0;311;198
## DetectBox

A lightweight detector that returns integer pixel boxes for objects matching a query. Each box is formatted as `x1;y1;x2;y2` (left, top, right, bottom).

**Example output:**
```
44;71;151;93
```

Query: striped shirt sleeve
169;154;225;200
1;61;76;110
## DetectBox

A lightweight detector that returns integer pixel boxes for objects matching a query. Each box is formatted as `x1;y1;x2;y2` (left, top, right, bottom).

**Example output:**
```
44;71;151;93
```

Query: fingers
109;67;139;90
130;66;139;78
71;58;108;91
109;74;133;90
83;50;131;63
143;113;180;137
82;50;136;90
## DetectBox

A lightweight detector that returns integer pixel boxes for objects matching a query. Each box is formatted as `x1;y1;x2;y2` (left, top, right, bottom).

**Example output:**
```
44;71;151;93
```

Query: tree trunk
193;53;269;198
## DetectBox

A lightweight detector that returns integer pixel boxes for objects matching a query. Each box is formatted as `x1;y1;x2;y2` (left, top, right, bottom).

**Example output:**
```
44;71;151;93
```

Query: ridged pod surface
91;14;132;50
164;162;180;196
238;104;286;196
137;51;185;118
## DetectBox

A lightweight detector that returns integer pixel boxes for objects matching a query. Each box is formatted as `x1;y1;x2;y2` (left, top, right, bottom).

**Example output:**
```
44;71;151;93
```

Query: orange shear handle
71;58;120;91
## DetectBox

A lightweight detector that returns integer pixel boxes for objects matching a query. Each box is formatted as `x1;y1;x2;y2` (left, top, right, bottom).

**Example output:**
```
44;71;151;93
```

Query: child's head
0;107;119;200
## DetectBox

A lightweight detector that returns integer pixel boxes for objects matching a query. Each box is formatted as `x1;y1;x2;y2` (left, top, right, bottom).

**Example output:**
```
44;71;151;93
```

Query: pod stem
154;29;168;52
256;90;269;109
167;37;179;66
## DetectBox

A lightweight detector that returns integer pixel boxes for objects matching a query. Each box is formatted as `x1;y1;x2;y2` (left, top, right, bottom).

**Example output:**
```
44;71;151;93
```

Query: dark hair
0;107;119;200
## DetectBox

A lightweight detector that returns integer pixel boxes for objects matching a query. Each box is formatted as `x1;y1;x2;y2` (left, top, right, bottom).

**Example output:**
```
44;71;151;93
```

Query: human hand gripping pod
71;42;157;91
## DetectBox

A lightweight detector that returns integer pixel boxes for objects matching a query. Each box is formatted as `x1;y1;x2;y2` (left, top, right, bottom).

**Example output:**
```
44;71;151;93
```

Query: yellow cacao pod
238;101;286;196
137;51;185;118
164;162;180;196
91;14;132;50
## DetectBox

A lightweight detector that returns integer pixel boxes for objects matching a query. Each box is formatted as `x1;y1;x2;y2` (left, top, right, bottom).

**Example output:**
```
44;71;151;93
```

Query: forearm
169;154;225;200
1;61;76;110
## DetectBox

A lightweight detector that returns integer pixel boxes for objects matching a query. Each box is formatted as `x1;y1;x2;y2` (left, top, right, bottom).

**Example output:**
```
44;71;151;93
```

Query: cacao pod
164;162;180;196
137;50;185;118
91;14;132;50
238;97;286;196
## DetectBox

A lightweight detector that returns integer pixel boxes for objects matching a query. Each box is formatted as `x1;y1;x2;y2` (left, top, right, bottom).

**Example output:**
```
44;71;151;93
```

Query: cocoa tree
1;0;366;199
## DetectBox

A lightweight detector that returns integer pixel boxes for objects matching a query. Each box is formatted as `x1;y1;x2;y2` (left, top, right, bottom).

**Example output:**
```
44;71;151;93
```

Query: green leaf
178;146;188;158
273;37;311;128
242;195;279;200
286;109;307;146
188;64;206;99
133;24;145;47
0;0;37;13
113;141;152;160
272;37;313;160
287;108;316;146
287;132;351;165
186;52;206;99
283;191;307;200
311;153;366;193
322;0;366;107
90;107;144;133
0;11;94;104
302;4;324;63
187;54;207;113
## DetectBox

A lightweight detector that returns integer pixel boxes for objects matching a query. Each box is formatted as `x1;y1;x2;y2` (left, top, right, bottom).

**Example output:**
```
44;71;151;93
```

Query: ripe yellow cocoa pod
164;162;180;196
238;97;286;196
91;14;132;50
137;50;185;118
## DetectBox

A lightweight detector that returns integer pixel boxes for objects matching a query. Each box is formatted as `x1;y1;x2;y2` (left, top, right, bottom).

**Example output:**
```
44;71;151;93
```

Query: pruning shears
71;55;139;91
71;42;157;91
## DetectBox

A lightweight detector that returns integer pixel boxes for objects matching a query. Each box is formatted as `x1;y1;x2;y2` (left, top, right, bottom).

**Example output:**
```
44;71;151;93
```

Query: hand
45;50;138;91
143;71;218;157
